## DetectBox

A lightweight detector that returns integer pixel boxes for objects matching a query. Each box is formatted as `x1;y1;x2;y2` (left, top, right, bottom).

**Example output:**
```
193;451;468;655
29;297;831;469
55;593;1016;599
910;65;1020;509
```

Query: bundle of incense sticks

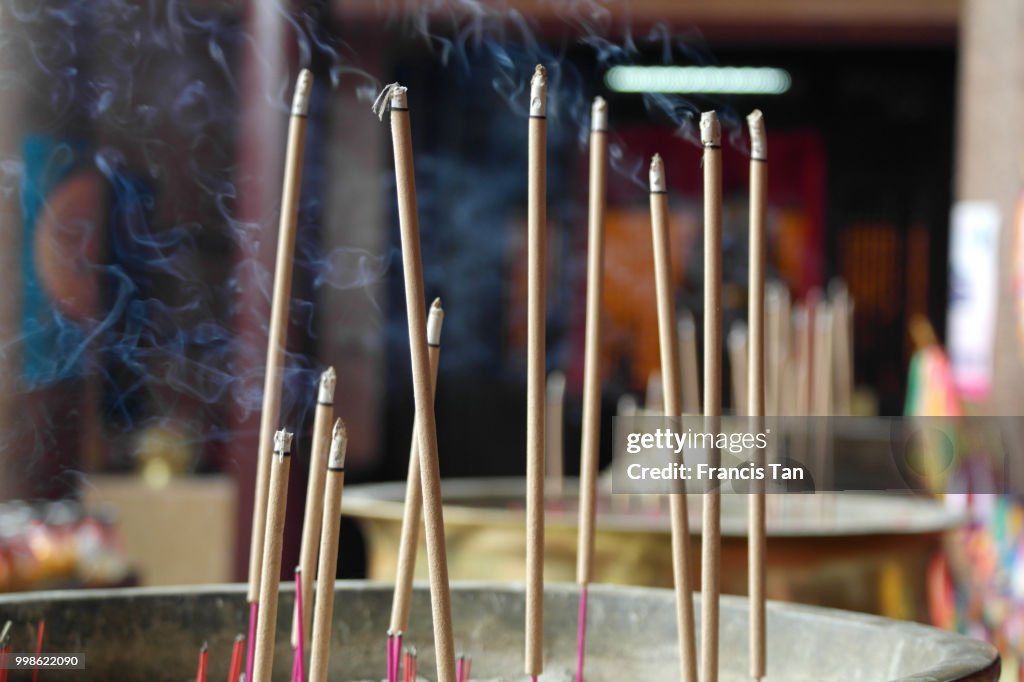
762;282;852;418
388;299;445;681
374;81;457;682
456;653;472;682
574;94;608;682
293;367;336;657
245;68;312;682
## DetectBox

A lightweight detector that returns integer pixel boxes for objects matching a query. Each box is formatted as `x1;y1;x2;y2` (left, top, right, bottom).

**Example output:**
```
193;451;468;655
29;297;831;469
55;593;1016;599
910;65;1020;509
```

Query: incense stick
388;298;445;677
575;95;608;682
545;370;566;497
456;652;473;682
308;420;348;682
246;68;312;682
252;429;294;682
813;302;833;416
649;153;698;682
31;620;43;682
0;621;8;682
525;64;548;682
404;648;418;682
728;321;748;417
747;109;768;682
645;371;664;413
813;301;834;499
830;281;853;415
700;111;723;682
292;567;306;682
245;602;257;682
374;82;457;682
196;642;209;682
294;368;336;651
227;635;244;682
678;309;701;415
764;284;783;418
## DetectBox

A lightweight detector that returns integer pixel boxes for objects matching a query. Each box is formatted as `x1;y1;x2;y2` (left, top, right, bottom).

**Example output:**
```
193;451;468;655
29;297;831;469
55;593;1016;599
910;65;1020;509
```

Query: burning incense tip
0;621;9;645
292;69;313;117
530;65;548;117
747;109;766;161
318;366;337;404
372;83;408;120
591;96;608;132
649;154;666;193
329;419;348;468
273;429;294;455
427;298;445;346
700;111;721;147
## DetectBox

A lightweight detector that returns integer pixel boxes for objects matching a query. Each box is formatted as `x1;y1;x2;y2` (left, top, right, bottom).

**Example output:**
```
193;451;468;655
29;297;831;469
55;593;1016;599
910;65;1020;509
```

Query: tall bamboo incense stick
700;111;723;682
374;82;457;682
649;154;699;682
246;68;312;682
747;109;768;682
678;310;701;415
388;299;445;669
308;420;348;682
574;95;608;682
525;64;548;682
293;367;336;651
546;370;566;497
252;429;294;682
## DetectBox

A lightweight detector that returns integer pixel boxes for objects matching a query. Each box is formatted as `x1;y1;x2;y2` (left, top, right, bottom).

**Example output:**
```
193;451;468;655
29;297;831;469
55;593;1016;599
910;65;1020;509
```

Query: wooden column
955;0;1024;415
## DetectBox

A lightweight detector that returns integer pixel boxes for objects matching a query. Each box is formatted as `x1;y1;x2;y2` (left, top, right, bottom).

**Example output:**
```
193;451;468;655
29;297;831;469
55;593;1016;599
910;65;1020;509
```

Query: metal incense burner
0;581;999;680
345;478;963;620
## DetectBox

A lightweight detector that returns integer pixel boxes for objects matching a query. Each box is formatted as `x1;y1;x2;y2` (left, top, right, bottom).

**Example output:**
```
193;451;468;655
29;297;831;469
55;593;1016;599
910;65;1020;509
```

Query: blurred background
1;0;1023;677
